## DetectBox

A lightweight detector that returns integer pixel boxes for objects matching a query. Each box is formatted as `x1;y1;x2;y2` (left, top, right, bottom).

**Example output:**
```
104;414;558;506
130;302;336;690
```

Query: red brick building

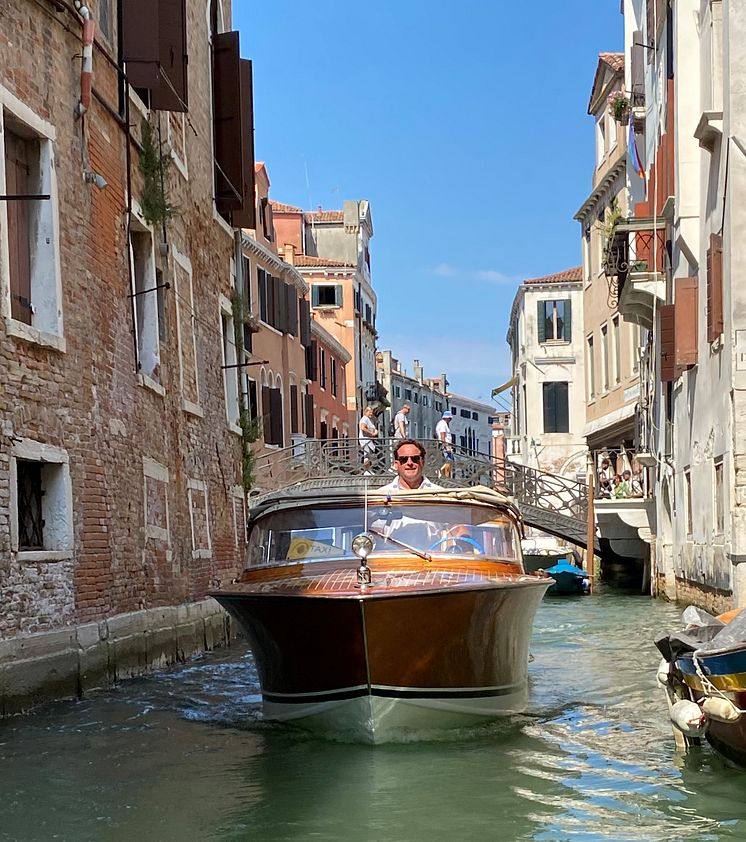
308;321;351;441
0;0;262;709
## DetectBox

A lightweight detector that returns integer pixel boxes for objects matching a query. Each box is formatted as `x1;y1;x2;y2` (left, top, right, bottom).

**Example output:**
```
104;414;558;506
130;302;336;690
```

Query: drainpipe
73;2;95;118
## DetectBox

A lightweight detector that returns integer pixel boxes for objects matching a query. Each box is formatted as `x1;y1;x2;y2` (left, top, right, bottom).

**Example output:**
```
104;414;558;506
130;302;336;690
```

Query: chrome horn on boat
352;532;374;587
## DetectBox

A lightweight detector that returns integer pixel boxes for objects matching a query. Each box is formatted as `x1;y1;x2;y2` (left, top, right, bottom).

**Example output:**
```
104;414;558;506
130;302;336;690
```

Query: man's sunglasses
396;454;422;464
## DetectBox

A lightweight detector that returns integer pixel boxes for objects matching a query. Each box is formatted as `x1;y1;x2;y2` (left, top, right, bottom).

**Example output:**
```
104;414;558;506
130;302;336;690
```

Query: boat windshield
246;503;519;567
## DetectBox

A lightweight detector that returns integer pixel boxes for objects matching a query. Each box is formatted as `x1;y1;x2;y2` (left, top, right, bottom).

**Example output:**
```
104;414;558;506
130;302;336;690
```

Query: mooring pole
586;451;596;593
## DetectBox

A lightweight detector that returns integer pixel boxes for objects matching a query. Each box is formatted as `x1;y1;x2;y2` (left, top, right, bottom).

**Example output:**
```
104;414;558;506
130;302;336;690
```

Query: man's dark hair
393;439;426;460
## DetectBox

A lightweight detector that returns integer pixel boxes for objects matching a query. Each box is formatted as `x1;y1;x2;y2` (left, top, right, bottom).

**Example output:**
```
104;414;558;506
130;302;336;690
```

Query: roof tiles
523;266;583;285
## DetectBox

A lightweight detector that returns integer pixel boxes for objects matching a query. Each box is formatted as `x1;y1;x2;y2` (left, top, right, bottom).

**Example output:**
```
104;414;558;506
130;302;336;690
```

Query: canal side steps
252;438;601;554
0;599;234;717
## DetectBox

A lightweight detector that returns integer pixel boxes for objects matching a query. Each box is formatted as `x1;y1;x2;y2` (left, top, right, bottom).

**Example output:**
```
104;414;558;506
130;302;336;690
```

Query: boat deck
223;559;543;598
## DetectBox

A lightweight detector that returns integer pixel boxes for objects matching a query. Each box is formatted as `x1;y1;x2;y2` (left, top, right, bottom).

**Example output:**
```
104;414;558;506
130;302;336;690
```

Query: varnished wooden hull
214;568;549;742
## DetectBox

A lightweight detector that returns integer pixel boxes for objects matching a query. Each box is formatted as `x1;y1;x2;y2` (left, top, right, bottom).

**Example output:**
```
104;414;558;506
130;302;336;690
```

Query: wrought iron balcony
616;220;666;329
364;380;389;404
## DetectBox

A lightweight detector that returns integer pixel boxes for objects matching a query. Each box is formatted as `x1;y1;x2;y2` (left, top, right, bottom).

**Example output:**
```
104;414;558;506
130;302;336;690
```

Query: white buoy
656;658;671;687
670;699;707;737
702;696;742;723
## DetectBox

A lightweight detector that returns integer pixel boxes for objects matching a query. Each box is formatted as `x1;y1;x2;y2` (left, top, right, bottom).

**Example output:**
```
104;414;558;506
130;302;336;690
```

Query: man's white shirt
378;476;443;492
435;419;452;444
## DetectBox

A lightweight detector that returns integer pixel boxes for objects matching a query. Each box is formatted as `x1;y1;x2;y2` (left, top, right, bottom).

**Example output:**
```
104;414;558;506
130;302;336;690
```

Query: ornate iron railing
252;437;590;529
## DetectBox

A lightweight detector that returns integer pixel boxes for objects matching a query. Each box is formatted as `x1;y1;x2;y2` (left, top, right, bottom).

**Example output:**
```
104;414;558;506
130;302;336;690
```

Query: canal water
2;592;746;841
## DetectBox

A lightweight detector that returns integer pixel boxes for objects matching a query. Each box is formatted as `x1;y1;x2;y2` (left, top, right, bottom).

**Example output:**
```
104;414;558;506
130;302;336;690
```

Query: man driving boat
378;439;443;492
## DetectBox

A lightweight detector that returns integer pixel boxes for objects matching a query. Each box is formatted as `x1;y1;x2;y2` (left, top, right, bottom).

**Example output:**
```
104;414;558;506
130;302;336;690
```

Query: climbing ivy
232;289;262;492
139;119;175;226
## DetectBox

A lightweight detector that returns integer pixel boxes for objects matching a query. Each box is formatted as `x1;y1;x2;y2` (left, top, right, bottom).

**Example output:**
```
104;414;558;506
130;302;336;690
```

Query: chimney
284;243;295;265
413;359;423;382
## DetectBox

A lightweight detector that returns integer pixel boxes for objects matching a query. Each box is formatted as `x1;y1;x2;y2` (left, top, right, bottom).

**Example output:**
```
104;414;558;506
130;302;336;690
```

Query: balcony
595;497;654;562
364;380;389;406
630;90;645;128
505;436;522;457
606;219;667;329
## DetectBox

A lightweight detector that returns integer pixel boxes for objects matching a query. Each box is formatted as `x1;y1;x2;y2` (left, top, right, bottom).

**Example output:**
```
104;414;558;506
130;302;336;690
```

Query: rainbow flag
628;115;646;182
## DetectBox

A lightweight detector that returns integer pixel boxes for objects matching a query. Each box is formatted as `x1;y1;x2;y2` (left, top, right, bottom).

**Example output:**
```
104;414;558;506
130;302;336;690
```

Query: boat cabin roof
248;479;521;525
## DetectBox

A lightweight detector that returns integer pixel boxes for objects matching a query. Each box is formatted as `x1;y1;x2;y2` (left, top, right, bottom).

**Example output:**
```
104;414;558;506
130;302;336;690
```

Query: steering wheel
427;535;485;554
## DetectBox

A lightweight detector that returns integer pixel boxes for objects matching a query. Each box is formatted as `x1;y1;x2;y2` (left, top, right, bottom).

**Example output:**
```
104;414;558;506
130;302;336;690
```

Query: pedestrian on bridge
436;410;455;479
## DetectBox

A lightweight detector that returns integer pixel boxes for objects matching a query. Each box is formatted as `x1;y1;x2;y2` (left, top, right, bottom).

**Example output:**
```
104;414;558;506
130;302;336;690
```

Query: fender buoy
702;696;742;723
670;699;707;737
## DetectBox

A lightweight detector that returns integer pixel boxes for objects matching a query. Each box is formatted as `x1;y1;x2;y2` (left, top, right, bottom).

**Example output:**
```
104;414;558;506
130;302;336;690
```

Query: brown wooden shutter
269;387;284;446
285;283;298;336
5;131;32;325
674;276;698;369
299;299;311;347
122;0;188;112
707;233;724;342
261;385;271;441
304;392;315;437
660;303;676;382
307;340;318;381
231;60;257;228
631;32;644;97
213;31;244;212
270;276;285;330
290;384;299;433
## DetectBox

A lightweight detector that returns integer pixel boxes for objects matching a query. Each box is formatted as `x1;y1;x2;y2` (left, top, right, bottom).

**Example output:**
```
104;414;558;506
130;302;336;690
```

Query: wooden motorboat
656;607;746;765
211;482;552;742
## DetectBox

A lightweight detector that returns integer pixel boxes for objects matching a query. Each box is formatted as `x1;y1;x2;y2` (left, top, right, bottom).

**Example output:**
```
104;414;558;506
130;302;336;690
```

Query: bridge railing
251;437;589;522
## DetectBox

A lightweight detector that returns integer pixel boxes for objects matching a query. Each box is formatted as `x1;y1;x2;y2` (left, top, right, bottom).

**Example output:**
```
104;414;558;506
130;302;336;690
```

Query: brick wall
0;1;249;640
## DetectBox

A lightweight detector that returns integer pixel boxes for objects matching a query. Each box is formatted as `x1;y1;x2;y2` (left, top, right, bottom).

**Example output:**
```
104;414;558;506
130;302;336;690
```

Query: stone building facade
506;268;587;479
376;352;447;442
0;0;261;709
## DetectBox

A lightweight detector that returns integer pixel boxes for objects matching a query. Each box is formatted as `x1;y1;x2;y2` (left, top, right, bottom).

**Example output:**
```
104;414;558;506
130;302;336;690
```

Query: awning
491;375;518;398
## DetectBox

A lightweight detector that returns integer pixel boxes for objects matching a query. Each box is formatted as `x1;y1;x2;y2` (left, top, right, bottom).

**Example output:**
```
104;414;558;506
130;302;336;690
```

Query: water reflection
2;594;746;841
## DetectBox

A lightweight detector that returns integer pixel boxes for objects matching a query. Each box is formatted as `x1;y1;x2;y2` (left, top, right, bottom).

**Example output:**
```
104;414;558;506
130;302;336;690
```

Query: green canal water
2;592;746;841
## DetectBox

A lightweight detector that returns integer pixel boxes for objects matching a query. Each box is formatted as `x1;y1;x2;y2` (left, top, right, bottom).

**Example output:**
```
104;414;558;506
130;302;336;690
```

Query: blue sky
234;1;623;405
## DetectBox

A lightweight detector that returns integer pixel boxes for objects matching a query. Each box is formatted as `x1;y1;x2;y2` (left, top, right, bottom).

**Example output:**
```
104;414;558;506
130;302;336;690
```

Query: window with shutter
563;300;572;341
231;60;256;229
285;284;298;336
631;32;644;100
258;268;268;322
319;347;327;389
312;284;342;308
248;379;258;421
272;276;283;330
537;301;546;343
122;0;188;112
707;233;723;342
660;303;676;382
674;277;698;369
268;387;284;446
261;385;271;441
305;392;315;437
537;300;570;343
266;273;275;326
290;385;299;434
542;382;569;433
307;340;318;381
5;129;32;325
212;31;245;214
299;299;311;347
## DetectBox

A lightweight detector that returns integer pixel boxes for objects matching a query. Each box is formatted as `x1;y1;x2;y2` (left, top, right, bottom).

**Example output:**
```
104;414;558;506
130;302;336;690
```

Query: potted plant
608;90;631;124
